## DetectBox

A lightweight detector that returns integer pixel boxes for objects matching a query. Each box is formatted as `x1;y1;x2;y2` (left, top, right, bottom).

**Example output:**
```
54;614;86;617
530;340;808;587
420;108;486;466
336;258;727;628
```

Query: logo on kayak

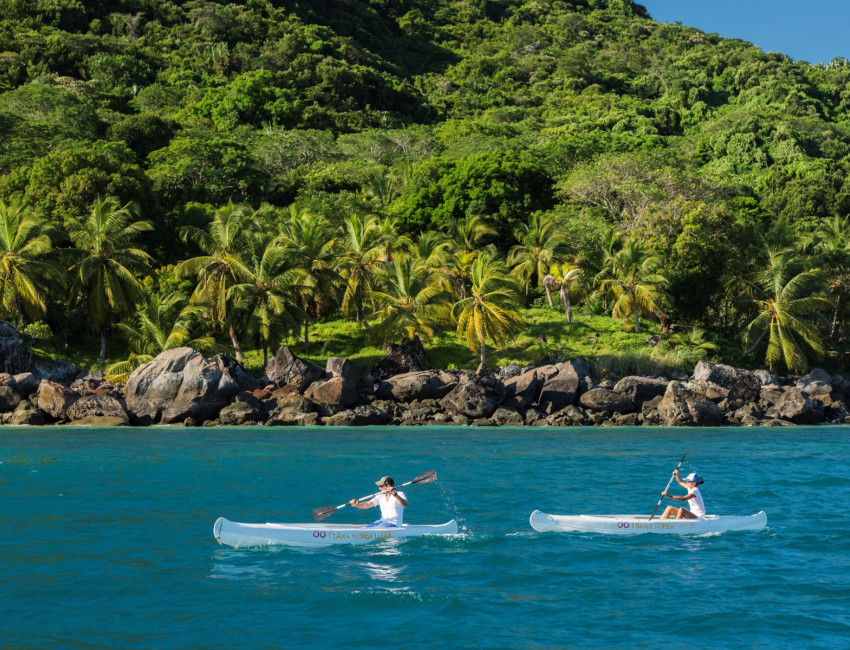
313;531;327;538
617;522;630;528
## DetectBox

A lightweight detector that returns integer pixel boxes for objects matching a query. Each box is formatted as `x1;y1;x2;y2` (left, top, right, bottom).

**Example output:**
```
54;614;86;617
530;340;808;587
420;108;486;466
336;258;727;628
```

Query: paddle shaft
648;450;689;521
313;470;436;520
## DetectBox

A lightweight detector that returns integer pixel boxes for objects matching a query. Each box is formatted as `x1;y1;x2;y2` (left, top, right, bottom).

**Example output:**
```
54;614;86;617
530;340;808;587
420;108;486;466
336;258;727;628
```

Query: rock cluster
3;331;850;429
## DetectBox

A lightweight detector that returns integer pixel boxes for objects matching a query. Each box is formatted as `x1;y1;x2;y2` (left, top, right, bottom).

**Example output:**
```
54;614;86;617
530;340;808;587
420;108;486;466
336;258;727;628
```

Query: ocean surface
2;426;849;649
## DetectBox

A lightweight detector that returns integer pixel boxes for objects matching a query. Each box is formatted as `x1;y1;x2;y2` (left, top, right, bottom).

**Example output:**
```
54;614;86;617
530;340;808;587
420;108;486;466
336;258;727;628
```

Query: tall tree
175;202;251;359
543;262;582;323
508;212;567;292
453;254;524;370
338;212;386;324
598;237;667;332
740;245;831;373
66;198;153;363
0;201;59;323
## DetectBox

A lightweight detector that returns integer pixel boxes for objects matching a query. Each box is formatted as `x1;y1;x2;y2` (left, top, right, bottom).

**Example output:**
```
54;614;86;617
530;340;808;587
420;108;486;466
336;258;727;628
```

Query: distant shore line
2;339;848;428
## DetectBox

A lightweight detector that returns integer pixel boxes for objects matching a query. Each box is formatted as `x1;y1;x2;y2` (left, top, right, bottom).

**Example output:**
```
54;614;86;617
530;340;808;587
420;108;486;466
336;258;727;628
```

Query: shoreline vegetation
1;322;847;427
4;0;850;389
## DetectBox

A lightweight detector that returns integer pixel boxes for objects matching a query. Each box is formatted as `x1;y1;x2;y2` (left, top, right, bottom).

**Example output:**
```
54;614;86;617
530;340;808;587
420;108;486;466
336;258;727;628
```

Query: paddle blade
312;506;337;521
410;469;437;485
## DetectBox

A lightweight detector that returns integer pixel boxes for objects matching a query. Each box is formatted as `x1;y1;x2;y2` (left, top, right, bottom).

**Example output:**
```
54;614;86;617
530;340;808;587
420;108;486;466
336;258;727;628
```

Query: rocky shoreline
1;320;848;428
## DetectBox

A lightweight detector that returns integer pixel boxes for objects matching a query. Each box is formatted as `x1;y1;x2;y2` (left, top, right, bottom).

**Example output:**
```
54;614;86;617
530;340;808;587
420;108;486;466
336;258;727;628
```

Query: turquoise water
2;426;849;648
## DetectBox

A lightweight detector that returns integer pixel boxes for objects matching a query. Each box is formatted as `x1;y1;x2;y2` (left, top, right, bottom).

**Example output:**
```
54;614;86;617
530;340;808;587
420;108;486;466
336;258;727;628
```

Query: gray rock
375;370;458;402
264;347;326;391
31;360;77;385
370;336;428;381
538;362;586;411
497;362;522;379
324;405;390;426
219;398;266;426
502;369;540;411
657;381;723;426
795;369;833;396
125;348;257;425
37;380;79;420
775;387;824;424
691;361;760;402
325;357;361;380
753;369;781;387
304;377;359;411
70;370;106;393
613;376;669;406
440;373;506;419
0;321;29;374
8;400;44;425
66;394;129;424
546;404;587;426
68;415;128;427
264;394;317;426
579;388;635;414
12;372;39;396
489;406;525;426
0;385;22;411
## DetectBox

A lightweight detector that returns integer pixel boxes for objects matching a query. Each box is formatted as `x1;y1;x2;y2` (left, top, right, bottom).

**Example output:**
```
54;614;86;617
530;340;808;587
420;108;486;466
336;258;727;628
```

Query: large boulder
795;369;833;397
502;369;541;411
657;381;723;427
36;380;79;420
304;377;359;412
613;376;669;406
264;394;318;426
31;360;77;385
375;370;458;403
264;347;325;391
537;361;591;412
66;394;129;424
125;348;257;425
440;373;506;419
775;387;824;424
0;384;22;411
325;357;361;381
324;405;390;426
370;336;428;381
12;372;39;396
6;400;45;425
691;361;760;402
580;388;635;414
219;394;266;426
0;321;29;374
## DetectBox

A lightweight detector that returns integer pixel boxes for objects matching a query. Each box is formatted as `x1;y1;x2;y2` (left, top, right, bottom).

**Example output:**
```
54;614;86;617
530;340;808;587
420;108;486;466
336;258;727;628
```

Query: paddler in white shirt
660;471;706;519
350;476;408;527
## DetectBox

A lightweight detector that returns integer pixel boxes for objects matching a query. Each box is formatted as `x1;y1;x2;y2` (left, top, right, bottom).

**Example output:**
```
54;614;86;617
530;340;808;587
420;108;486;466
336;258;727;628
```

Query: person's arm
349;498;376;509
391;490;408;507
672;469;687;488
662;491;694;502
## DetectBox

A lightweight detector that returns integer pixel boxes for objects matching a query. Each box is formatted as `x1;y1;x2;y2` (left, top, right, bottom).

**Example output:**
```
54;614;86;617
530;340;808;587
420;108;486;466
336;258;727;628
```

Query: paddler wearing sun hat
659;470;706;520
349;476;408;528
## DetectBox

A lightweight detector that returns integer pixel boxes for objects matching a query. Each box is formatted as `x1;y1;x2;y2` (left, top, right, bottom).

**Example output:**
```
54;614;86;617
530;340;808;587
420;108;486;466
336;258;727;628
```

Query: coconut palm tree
104;292;214;382
338;212;386;324
229;232;305;364
669;327;719;365
277;206;341;345
453;254;524;370
0;201;60;323
367;256;451;344
508;212;567;292
542;262;582;323
175;201;251;358
740;245;832;373
598;237;667;332
441;215;497;300
66;198;153;364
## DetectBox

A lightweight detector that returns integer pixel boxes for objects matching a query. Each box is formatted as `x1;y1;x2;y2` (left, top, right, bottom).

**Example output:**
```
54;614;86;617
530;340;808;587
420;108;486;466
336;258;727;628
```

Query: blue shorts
366;520;400;528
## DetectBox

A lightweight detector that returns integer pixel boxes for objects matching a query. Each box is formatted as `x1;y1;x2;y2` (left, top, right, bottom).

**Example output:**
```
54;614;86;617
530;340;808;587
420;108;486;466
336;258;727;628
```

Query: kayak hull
529;510;767;535
213;517;459;548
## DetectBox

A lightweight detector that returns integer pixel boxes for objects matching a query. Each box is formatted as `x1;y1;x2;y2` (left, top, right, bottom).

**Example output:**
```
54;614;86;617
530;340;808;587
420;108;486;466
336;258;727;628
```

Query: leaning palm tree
0;201;61;323
740;245;832;373
338;212;386;324
229;233;305;364
104;292;215;382
508;212;568;292
175;201;251;358
543;262;582;323
66;198;153;364
277;207;341;345
598;237;667;332
367;256;452;344
453;254;524;370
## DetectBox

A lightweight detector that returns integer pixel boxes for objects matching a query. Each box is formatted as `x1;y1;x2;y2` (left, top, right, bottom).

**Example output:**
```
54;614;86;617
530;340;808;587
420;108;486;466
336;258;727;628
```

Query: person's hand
661;491;668;498
672;469;679;476
349;499;357;507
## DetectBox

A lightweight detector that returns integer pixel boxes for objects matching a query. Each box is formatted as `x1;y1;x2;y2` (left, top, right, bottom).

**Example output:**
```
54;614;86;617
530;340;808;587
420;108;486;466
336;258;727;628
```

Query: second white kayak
529;510;767;535
213;517;459;548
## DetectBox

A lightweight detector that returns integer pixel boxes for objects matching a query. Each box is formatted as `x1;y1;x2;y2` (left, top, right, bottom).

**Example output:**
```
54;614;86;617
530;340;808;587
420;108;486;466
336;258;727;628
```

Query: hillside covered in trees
2;0;850;377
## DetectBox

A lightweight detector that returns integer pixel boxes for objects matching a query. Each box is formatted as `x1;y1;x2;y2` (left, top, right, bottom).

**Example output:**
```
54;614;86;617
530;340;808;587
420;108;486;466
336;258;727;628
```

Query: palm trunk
559;286;572;324
303;320;310;346
478;341;487;370
229;324;245;360
99;327;107;365
545;285;553;308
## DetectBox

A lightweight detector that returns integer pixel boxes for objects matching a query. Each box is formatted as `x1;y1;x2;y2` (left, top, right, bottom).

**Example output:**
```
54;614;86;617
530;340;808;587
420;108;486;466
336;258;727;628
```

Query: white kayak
213;517;459;548
529;510;767;535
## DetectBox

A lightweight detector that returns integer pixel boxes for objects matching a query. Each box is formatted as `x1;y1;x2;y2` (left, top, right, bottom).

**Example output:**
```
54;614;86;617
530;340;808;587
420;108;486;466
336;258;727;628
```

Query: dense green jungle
2;0;850;379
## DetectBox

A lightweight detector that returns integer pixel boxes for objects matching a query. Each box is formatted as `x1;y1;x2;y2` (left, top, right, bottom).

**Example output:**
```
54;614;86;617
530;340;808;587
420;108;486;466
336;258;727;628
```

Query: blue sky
638;1;850;65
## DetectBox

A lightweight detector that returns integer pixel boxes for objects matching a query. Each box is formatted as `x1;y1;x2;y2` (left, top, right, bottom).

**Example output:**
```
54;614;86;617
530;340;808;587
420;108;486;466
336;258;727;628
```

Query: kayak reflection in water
660;470;706;520
350;476;408;528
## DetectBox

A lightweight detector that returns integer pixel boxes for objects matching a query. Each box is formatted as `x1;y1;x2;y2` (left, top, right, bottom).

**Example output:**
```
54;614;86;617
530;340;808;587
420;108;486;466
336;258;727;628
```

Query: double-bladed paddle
648;450;689;521
312;469;437;521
